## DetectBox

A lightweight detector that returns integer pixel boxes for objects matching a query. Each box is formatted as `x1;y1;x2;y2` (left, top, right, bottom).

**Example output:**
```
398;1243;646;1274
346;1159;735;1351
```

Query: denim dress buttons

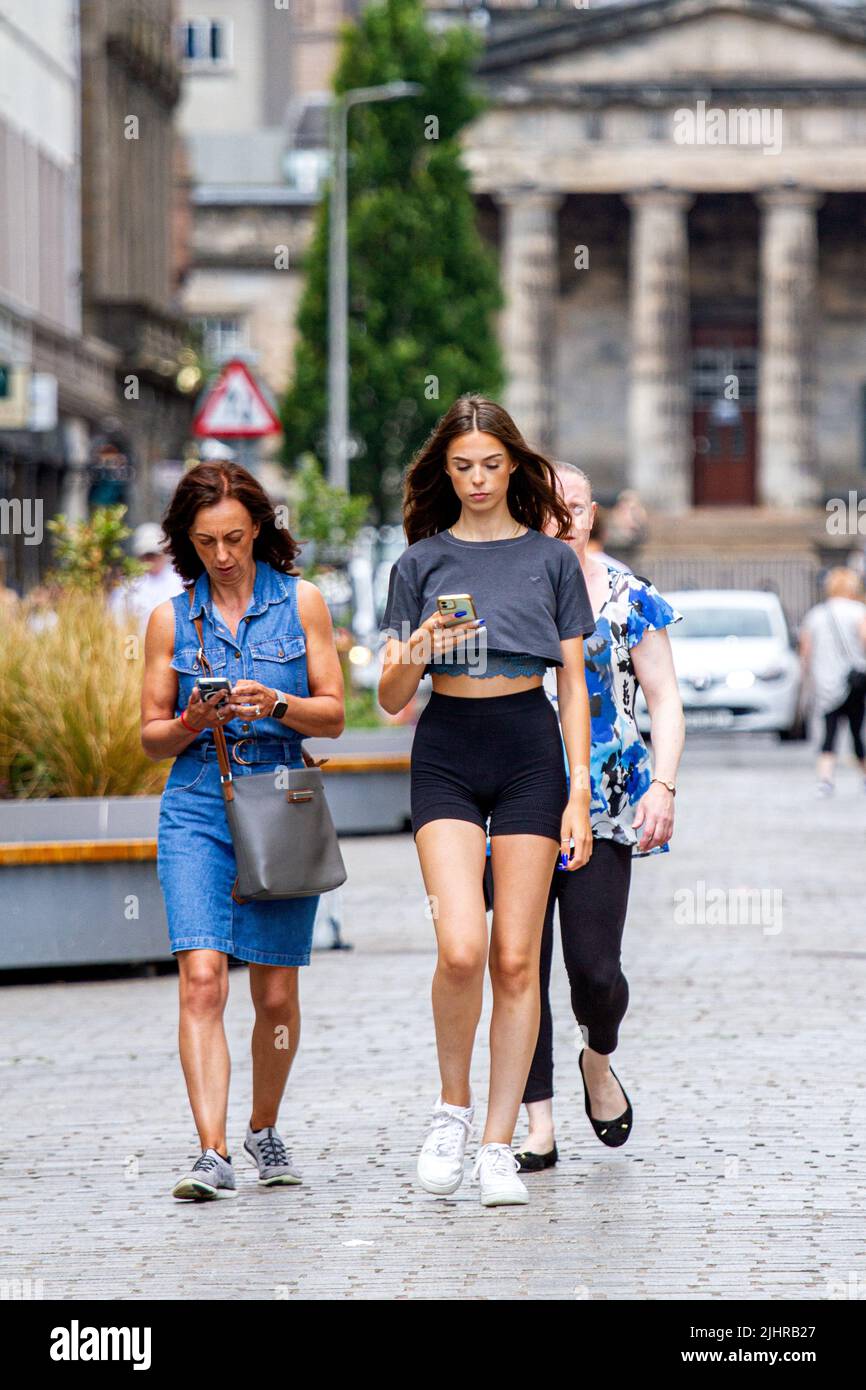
156;561;321;966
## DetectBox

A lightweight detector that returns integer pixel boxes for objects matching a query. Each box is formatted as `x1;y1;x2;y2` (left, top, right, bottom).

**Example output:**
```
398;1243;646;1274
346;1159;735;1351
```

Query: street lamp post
327;80;422;491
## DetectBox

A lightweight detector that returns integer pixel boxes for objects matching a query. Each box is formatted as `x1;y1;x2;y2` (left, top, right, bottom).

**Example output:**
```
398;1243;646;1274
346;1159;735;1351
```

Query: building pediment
478;0;866;94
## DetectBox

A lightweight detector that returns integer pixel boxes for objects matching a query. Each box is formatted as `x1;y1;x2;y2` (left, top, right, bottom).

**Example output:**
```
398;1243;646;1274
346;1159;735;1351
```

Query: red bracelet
179;710;198;733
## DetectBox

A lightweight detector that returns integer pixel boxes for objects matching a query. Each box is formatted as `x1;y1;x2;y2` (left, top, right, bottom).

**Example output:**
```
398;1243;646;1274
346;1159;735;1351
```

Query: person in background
22;583;61;633
111;522;184;627
484;462;685;1169
799;567;866;797
608;488;648;548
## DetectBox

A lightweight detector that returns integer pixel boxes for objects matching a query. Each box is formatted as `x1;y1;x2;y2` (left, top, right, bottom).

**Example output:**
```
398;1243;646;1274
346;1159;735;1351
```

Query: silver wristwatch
271;689;289;719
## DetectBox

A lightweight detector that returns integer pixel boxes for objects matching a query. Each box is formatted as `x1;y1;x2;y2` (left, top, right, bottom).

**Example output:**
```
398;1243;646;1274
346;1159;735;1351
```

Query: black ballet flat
513;1144;559;1172
579;1049;633;1148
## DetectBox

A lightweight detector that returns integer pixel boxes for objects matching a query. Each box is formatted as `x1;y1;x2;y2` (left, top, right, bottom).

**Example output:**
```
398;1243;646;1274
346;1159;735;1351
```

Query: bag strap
187;587;234;799
184;581;330;779
825;601;857;669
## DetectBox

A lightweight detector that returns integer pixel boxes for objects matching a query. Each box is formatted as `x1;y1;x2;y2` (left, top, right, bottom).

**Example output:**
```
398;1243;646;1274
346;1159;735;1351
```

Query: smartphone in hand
196;676;232;707
437;593;479;626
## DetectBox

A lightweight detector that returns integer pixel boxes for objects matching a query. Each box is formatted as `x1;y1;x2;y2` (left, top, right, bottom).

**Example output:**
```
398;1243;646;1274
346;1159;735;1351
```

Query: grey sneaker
171;1148;236;1201
244;1125;302;1186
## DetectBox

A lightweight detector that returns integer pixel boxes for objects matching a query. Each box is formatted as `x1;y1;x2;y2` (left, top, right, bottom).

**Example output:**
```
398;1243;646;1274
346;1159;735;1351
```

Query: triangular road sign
192;359;281;438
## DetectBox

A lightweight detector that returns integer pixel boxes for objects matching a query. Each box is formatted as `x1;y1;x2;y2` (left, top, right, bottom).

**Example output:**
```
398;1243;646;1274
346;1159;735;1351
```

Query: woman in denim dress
140;461;344;1201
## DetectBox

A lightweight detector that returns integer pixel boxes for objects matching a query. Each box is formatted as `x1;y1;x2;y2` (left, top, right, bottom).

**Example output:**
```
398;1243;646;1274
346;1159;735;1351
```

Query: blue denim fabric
157;562;320;965
169;560;309;757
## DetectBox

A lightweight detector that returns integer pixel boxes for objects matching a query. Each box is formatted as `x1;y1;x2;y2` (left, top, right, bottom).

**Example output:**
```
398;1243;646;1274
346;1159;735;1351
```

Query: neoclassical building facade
180;0;866;539
462;0;866;515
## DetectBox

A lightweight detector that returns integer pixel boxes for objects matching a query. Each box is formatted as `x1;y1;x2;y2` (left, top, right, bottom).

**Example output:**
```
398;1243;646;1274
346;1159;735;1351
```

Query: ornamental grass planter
0;735;411;969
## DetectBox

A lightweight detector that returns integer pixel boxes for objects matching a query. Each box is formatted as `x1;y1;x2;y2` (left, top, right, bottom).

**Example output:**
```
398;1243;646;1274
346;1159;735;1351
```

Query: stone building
178;0;866;601
0;0;118;591
79;0;193;522
176;0;357;418
0;0;194;591
465;0;866;522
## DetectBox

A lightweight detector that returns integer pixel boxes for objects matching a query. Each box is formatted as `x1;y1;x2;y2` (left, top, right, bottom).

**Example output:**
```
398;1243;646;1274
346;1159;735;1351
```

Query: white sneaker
472;1142;529;1207
416;1092;474;1195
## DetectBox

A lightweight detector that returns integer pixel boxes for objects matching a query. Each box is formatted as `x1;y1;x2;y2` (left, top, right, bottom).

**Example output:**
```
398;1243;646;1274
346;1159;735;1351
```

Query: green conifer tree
280;0;504;519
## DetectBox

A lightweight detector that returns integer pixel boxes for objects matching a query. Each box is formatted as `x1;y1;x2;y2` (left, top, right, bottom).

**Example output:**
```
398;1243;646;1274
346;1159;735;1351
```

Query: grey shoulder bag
189;595;347;903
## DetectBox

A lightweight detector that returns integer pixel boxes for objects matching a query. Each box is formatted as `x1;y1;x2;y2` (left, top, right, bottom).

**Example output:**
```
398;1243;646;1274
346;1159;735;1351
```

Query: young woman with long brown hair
378;395;595;1207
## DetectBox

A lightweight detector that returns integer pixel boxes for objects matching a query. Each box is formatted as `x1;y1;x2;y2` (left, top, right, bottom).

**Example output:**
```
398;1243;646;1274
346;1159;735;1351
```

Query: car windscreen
670;607;774;639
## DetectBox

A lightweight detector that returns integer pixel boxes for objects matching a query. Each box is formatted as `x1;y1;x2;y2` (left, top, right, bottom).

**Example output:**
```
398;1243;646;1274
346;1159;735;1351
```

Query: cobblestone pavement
2;734;865;1300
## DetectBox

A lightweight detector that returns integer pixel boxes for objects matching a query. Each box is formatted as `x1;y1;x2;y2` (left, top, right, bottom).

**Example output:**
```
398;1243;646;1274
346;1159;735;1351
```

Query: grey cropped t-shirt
379;527;596;676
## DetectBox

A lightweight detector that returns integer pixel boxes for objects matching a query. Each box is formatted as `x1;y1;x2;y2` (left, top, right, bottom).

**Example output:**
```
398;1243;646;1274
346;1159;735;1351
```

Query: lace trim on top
430;648;548;679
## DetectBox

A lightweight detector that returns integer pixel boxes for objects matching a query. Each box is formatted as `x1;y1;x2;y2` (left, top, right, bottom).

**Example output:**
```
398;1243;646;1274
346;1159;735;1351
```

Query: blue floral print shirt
543;565;683;857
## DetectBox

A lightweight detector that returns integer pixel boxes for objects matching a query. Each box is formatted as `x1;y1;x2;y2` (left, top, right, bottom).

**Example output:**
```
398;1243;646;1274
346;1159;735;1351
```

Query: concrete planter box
0;730;412;969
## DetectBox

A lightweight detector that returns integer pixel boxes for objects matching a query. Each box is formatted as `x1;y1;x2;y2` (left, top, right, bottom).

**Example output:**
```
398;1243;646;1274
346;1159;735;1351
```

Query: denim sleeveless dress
156;560;320;966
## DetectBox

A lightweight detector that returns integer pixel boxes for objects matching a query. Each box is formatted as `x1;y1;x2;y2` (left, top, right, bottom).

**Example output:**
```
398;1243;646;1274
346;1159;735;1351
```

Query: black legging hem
821;685;866;759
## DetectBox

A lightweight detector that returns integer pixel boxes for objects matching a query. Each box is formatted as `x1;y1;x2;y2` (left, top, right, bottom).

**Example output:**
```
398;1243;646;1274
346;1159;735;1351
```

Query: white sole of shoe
480;1190;529;1207
171;1178;236;1201
416;1166;465;1196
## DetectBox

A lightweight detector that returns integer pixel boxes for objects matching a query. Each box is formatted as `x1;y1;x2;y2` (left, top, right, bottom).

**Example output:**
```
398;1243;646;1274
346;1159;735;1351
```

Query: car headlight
756;665;786;681
725;669;756;689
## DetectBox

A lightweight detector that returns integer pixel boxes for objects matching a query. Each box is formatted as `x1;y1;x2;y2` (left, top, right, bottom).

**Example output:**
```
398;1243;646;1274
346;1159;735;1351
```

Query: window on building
179;18;233;69
691;347;757;406
192;315;249;363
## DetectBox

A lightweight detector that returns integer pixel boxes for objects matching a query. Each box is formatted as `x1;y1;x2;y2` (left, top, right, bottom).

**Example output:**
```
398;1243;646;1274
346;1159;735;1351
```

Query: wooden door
691;325;758;505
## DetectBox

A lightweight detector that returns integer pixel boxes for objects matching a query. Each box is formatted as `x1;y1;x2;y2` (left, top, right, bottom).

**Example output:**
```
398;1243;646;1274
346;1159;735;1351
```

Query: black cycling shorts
410;685;568;843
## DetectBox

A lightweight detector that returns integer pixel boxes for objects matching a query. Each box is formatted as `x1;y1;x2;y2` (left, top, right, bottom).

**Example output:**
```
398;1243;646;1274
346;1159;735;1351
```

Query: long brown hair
402;395;574;545
162;461;302;582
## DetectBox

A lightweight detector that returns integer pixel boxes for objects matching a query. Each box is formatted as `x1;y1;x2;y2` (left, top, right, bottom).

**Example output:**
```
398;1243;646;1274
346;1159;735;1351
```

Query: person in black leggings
800;567;866;795
487;463;685;1167
821;686;866;761
530;841;632;1093
484;839;631;1090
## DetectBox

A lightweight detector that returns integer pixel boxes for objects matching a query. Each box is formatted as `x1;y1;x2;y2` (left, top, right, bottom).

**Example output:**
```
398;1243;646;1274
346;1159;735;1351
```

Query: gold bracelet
651;777;676;796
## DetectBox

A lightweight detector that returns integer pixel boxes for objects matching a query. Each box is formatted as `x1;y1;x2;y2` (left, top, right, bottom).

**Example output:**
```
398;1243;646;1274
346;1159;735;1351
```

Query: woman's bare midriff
430;673;544;698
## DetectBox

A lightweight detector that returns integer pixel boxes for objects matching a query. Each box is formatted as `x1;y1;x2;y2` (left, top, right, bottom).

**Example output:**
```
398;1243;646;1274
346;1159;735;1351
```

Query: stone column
626;189;694;511
757;189;822;507
494;187;563;452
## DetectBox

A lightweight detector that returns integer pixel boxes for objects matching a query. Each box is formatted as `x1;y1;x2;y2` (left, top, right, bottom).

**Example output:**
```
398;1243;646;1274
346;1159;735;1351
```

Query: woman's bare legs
248;964;301;1130
415;822;566;1147
414;819;489;1108
485;834;560;1145
176;948;231;1153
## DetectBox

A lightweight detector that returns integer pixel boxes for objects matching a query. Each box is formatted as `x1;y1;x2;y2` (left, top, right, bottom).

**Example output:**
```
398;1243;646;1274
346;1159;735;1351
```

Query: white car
634;589;805;739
